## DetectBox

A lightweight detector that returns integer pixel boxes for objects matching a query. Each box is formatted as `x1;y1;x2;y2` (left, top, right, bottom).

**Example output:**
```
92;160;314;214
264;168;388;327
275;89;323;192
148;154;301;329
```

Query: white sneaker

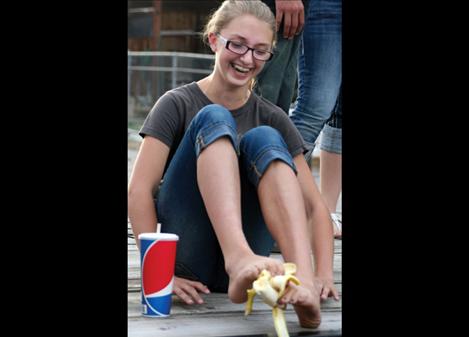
331;213;342;239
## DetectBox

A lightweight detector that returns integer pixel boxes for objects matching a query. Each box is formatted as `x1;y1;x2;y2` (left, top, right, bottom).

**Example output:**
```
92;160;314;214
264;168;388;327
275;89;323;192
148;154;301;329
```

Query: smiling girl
128;0;338;329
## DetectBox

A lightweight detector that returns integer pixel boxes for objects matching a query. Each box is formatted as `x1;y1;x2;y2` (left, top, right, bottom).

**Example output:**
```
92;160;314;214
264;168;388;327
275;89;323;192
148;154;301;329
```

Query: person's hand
313;276;340;302
172;276;210;304
275;0;305;39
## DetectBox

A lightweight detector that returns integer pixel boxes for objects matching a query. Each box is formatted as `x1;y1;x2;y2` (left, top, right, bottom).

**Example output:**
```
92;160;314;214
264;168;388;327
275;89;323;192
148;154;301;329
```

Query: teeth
232;64;250;73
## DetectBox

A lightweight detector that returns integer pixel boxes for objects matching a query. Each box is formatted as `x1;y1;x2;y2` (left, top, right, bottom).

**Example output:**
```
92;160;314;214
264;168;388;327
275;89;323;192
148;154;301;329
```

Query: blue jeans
155;104;297;292
290;0;342;151
320;89;342;154
254;35;302;113
254;0;309;113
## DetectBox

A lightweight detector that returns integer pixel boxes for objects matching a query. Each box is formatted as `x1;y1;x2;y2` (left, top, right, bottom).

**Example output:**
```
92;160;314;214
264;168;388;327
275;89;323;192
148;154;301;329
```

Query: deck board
129;287;341;318
128;310;341;337
128;222;342;336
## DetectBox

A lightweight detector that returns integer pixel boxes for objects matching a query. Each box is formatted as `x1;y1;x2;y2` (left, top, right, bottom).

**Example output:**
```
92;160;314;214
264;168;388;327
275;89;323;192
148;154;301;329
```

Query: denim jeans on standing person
320;89;342;154
254;0;309;113
290;0;342;152
254;35;302;113
155;104;297;292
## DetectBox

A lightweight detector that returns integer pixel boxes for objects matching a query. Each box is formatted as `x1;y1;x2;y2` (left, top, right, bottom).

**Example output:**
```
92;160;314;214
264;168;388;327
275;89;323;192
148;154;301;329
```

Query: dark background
5;0;463;336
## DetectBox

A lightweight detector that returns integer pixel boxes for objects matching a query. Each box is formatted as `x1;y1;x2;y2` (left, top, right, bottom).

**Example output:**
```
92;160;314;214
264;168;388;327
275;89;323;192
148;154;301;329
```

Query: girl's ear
208;32;218;53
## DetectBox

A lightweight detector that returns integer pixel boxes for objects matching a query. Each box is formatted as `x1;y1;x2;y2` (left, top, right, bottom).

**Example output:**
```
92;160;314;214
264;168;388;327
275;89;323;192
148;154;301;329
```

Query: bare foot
278;282;321;328
226;254;284;303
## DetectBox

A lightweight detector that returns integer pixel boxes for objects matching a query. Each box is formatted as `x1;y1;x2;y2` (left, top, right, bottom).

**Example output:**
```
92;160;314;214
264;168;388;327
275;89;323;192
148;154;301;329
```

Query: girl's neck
197;74;251;111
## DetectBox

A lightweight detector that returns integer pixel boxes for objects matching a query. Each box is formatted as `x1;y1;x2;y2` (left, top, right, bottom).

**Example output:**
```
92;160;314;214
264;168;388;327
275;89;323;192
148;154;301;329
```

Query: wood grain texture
128;224;342;336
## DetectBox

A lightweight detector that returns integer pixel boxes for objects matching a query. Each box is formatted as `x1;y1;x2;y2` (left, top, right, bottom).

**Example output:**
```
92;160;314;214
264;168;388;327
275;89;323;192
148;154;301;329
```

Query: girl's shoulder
164;82;197;99
162;82;208;106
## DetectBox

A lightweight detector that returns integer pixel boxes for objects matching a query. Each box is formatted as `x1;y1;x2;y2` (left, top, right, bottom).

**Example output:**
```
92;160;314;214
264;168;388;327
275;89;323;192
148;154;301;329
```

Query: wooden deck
128;224;342;337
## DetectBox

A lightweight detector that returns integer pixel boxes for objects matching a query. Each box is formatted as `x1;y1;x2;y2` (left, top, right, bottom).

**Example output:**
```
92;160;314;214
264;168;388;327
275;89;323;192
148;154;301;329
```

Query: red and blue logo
140;238;177;317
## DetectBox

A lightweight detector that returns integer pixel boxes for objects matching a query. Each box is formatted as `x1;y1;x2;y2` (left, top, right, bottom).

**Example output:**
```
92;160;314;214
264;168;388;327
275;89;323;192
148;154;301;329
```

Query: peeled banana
244;263;300;337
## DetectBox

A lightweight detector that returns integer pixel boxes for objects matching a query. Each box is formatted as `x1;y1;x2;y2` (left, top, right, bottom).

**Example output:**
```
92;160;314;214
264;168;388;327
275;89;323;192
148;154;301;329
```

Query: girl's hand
172;276;210;304
313;277;340;301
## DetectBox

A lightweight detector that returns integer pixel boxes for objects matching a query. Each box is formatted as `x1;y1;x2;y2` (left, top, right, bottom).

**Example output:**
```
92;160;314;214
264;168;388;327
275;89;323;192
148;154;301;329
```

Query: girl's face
209;14;273;89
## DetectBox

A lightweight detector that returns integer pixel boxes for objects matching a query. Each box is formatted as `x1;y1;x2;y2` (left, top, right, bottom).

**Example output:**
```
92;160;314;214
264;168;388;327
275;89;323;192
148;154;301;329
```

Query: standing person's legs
319;142;341;211
253;34;302;113
319;91;342;238
290;0;342;151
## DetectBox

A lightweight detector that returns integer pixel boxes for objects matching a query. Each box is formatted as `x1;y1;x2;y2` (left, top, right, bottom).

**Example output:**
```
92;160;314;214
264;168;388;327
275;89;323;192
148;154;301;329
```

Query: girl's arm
128;136;170;250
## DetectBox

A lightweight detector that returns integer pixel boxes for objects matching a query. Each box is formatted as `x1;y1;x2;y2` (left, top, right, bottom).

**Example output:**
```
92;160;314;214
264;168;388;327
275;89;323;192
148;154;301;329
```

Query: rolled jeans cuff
319;124;342;154
189;104;239;157
194;121;238;157
247;146;296;188
240;126;297;188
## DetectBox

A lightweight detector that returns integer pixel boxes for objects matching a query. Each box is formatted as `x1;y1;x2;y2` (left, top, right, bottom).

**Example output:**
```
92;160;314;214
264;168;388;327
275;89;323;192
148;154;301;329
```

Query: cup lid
138;232;179;241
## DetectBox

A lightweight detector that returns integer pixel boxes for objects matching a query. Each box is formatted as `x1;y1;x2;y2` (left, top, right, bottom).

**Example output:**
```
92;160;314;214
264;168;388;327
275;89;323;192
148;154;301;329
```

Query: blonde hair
203;0;277;48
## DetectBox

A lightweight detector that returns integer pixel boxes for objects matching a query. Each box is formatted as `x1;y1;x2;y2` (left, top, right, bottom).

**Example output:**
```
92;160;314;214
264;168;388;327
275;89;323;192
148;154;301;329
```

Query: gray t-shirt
139;82;306;173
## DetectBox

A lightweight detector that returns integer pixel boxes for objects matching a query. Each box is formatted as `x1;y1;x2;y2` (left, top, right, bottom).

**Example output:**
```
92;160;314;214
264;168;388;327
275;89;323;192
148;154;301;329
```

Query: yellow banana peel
272;306;289;337
244;263;300;337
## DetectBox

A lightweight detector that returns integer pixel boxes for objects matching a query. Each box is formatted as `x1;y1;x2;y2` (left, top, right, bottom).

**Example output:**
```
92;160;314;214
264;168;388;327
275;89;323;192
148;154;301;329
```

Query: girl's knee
191;104;238;156
195;104;236;127
240;126;288;152
239;126;296;187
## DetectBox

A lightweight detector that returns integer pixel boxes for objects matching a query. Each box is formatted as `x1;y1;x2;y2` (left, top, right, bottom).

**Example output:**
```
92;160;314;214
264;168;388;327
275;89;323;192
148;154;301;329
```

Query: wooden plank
128;243;342;292
128;270;341;288
129;287;341;318
128;222;342;248
128;241;342;262
127;223;341;336
128;253;342;287
128;309;341;337
128;274;342;293
129;280;341;295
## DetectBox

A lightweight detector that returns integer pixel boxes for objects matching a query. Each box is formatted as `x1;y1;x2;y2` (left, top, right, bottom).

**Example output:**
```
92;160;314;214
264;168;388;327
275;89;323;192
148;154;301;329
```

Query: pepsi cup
138;232;179;317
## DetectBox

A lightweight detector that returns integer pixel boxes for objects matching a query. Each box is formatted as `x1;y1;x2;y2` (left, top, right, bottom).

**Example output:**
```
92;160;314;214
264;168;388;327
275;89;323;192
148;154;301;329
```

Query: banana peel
244;263;300;337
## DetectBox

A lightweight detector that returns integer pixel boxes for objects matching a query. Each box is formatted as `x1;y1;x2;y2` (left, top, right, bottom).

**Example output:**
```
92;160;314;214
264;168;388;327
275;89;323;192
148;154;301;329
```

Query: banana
244;263;300;337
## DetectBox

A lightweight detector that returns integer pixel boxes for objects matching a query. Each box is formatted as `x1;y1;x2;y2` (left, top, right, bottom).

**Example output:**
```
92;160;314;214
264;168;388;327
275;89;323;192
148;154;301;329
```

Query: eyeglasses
216;33;274;62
